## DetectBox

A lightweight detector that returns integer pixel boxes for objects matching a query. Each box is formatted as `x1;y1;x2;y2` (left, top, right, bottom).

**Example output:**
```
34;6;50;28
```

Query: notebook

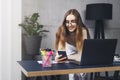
69;39;117;66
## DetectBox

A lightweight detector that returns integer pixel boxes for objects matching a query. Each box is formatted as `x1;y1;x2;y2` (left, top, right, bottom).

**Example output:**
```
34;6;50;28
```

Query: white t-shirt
66;42;77;55
66;42;82;61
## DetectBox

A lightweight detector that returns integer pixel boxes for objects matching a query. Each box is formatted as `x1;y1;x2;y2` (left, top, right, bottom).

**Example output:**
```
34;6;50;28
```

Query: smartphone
58;51;67;58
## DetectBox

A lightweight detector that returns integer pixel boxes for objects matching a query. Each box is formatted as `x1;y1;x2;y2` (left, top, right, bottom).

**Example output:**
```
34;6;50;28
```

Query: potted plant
19;13;49;55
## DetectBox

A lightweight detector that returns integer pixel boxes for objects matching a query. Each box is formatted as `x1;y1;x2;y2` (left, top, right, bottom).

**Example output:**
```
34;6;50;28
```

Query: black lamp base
94;20;105;39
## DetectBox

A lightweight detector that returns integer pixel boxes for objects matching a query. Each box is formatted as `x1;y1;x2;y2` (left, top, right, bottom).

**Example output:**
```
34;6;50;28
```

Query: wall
1;0;22;80
0;0;2;79
22;0;120;28
22;0;120;54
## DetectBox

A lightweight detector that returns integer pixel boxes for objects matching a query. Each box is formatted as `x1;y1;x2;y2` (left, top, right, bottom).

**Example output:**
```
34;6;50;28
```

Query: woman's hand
55;54;68;63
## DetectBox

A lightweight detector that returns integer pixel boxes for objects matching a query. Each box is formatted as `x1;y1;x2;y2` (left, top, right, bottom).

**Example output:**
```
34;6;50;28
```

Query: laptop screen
80;39;117;66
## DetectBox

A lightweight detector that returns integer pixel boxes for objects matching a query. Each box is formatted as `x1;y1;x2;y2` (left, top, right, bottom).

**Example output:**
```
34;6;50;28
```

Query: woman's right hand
55;54;68;63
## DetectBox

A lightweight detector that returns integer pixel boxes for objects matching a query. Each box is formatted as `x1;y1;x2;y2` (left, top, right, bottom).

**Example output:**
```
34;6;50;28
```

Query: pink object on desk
43;51;53;67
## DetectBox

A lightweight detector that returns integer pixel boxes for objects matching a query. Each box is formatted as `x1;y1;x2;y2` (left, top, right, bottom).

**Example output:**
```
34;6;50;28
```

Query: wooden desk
17;60;120;77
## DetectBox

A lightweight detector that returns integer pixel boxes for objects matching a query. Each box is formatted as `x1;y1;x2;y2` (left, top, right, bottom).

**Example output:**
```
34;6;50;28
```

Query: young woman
54;9;90;80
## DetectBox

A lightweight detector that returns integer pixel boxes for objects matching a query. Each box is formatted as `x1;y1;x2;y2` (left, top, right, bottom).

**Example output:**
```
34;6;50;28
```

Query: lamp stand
94;20;109;79
94;20;104;39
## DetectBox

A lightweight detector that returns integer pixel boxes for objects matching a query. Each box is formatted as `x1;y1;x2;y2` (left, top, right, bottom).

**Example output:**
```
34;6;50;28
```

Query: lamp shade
86;3;112;20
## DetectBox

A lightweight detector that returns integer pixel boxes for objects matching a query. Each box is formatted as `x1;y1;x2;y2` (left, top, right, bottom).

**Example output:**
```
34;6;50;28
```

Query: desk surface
17;60;120;77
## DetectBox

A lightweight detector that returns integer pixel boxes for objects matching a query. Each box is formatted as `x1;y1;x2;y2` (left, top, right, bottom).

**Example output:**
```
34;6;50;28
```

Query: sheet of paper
37;60;69;64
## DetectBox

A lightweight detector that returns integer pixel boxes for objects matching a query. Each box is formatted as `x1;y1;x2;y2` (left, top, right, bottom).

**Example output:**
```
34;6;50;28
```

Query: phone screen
58;51;67;58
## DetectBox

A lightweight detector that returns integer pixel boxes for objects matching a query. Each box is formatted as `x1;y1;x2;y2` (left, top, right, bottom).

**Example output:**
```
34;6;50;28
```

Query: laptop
69;39;117;66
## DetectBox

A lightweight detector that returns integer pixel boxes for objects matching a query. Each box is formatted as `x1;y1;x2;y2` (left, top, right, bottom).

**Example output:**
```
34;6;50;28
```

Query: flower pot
24;36;42;55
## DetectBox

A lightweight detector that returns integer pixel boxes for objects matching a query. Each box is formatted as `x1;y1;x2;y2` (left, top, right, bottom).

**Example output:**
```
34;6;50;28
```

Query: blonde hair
55;9;90;52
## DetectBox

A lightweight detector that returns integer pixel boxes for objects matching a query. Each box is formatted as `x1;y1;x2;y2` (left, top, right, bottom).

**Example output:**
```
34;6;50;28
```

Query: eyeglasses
65;20;77;26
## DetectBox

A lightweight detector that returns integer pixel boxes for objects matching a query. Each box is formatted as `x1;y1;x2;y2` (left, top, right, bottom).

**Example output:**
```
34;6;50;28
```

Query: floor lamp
86;3;113;80
86;3;112;39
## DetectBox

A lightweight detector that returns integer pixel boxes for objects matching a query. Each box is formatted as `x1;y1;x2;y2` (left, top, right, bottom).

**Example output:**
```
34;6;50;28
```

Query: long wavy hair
55;9;90;52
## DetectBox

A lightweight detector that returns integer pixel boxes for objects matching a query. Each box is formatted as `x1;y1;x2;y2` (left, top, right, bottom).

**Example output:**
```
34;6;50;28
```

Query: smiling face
65;14;77;32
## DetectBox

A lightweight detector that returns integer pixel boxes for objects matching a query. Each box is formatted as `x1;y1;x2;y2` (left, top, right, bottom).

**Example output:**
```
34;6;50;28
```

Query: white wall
1;0;22;80
0;0;2;79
